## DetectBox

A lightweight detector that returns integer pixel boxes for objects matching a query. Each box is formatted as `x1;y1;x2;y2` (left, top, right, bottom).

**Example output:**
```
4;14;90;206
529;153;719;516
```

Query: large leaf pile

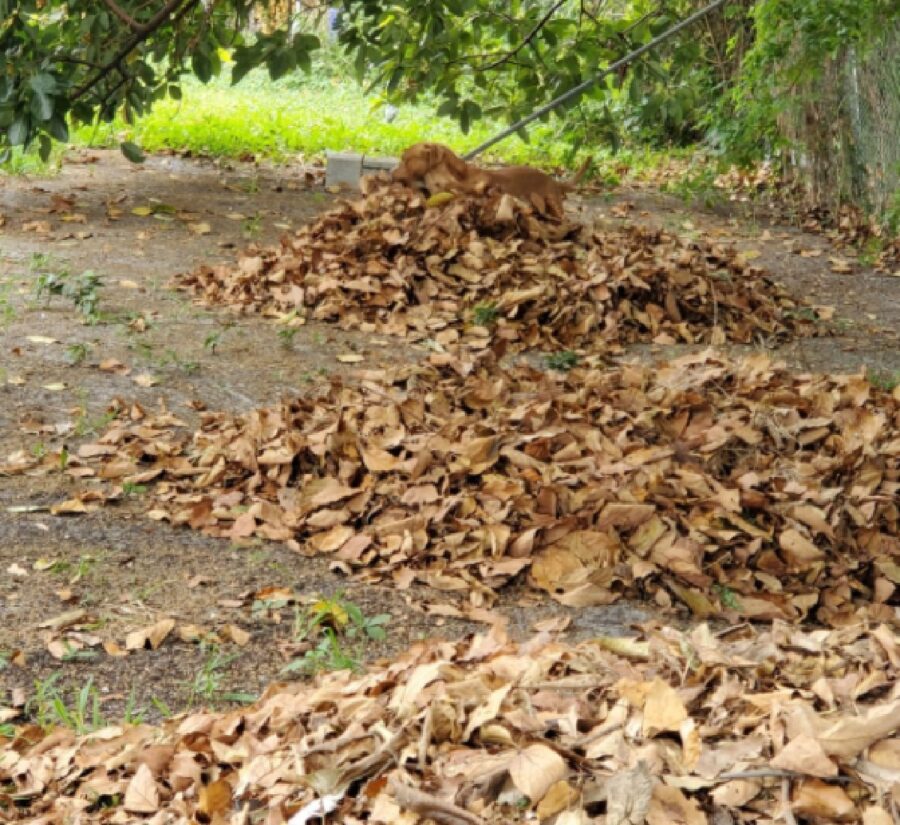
3;622;898;823
175;178;820;352
50;351;899;625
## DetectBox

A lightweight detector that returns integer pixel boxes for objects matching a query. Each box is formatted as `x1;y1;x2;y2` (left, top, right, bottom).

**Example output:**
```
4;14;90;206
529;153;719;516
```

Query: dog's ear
442;148;470;181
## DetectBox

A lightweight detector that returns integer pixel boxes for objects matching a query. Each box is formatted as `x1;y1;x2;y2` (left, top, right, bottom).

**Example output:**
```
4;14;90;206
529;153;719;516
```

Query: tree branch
482;0;567;71
73;0;201;102
102;0;145;33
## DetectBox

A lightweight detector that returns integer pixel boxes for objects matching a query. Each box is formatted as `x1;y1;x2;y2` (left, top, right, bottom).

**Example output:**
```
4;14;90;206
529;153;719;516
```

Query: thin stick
389;777;483;825
717;769;853;784
781;777;799;825
462;0;730;160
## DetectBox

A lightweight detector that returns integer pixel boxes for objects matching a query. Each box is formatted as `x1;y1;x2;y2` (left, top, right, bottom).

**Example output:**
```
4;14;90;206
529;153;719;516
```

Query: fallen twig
389;776;483;825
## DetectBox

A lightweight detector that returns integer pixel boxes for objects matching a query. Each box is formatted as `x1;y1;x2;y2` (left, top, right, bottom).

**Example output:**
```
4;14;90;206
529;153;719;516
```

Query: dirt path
1;151;897;720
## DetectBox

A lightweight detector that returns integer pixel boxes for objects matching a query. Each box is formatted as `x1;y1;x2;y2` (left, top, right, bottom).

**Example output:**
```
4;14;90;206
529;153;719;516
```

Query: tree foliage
334;0;733;147
723;0;899;160
2;0;736;162
0;0;320;162
2;0;897;180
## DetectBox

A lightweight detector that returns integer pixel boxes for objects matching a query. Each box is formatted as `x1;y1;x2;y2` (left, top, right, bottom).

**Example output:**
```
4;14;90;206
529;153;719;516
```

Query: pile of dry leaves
175;178;820;352
13;350;895;626
3;621;898;823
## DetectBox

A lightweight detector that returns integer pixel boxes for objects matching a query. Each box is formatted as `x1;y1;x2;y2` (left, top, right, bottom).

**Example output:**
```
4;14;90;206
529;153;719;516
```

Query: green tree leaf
8;116;29;147
120;141;146;164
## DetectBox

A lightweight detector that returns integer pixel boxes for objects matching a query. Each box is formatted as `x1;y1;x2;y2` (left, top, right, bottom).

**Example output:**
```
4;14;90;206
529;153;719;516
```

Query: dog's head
392;143;467;185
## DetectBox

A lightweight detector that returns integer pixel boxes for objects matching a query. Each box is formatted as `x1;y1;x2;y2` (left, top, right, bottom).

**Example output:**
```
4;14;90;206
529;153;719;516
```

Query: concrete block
325;151;363;188
326;151;399;189
362;155;399;173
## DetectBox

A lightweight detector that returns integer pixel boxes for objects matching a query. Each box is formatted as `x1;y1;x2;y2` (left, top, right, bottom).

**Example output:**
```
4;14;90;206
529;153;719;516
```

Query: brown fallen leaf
791;779;855;821
125;618;176;651
606;762;654;825
770;734;837;777
124;762;160;813
508;744;568;804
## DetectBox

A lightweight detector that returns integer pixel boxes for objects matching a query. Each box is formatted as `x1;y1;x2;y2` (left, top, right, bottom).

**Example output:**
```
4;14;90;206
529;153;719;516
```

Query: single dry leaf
133;373;159;388
818;699;900;759
536;779;578;820
124;763;160;813
125;618;176;651
791;779;855;821
862;807;893;825
647;784;706;825
770;734;837;777
508;744;568;804
643;678;688;736
198;778;232;815
606;761;654;825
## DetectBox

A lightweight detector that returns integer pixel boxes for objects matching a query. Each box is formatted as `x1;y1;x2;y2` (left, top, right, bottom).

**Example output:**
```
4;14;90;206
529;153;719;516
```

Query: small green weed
713;584;743;611
282;593;390;677
242;212;263;237
33;267;103;323
278;327;299;349
123;690;147;725
866;369;900;392
65;342;90;365
26;674;106;733
240;177;261;195
122;482;148;497
782;307;822;323
857;236;885;268
472;302;499;326
203;331;223;354
185;642;255;707
662;164;723;209
61;641;98;662
73;395;118;437
160;348;200;374
545;351;579;371
0;280;16;326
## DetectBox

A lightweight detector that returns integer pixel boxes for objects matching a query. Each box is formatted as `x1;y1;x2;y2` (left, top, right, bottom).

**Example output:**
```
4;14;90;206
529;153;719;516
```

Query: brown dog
391;142;589;217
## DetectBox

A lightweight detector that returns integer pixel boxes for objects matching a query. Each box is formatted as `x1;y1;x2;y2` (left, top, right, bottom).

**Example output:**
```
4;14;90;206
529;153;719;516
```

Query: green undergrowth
71;67;584;166
3;61;678;177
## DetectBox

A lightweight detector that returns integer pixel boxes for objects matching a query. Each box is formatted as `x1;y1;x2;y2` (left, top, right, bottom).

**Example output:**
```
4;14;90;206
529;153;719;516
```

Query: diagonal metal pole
462;0;730;161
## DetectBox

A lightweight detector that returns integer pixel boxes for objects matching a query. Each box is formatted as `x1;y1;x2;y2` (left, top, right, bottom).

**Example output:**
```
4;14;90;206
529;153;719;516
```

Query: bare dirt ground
1;150;898;721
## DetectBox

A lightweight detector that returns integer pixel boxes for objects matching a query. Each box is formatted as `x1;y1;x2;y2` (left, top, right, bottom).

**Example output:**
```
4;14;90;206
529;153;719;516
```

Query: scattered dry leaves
2;623;898;823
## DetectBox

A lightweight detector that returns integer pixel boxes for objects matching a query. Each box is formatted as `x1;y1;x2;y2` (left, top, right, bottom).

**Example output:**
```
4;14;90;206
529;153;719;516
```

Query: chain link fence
785;24;900;222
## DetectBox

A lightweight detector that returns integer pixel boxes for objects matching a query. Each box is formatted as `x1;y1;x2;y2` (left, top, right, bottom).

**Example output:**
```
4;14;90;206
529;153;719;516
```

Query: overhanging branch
102;0;146;33
482;0;567;71
73;0;202;102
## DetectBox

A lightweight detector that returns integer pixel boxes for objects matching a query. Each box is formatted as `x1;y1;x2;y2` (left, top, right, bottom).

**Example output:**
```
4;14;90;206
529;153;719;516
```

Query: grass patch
0;144;66;176
4;55;679;175
867;368;900;392
70;66;584;167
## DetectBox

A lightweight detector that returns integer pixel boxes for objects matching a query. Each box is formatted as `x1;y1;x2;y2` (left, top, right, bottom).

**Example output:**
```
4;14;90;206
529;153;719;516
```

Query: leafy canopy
1;0;728;162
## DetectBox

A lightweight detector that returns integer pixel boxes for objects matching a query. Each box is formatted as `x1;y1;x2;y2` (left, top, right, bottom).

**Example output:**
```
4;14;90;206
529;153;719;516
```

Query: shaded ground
1;150;898;721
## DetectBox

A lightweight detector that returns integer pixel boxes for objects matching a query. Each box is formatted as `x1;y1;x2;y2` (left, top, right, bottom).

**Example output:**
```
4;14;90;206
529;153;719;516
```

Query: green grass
71;66;582;167
3;54;677;175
